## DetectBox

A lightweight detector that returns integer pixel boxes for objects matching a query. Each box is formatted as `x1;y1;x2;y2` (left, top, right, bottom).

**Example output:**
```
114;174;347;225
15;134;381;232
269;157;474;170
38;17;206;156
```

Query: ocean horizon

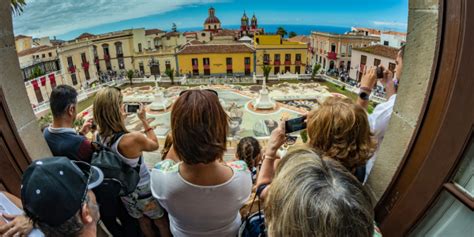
179;24;351;36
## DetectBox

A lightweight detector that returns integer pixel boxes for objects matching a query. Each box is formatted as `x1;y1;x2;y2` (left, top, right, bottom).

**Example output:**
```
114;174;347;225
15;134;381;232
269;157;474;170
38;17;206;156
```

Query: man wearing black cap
21;157;103;237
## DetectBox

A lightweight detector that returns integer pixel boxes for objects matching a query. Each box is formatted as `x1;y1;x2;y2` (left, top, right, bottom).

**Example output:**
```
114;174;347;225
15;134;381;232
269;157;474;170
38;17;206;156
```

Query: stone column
0;1;51;159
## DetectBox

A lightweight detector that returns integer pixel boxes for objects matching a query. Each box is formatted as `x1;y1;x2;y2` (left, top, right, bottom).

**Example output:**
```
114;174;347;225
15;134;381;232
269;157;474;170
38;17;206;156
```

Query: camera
125;103;141;113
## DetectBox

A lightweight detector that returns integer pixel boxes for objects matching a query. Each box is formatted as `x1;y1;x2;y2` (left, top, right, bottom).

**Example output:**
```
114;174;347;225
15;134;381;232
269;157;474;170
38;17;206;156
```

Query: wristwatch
359;91;370;101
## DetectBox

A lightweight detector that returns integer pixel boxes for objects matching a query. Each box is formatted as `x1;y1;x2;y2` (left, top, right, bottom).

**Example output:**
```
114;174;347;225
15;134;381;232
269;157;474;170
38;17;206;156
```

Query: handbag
238;184;267;237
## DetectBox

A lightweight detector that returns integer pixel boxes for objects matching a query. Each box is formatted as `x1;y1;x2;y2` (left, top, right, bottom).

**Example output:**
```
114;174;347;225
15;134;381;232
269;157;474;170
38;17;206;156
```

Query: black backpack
91;132;142;197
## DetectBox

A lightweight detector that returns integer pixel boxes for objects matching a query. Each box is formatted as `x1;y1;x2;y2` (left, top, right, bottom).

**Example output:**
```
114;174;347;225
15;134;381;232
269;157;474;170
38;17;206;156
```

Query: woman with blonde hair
307;97;376;173
93;87;171;237
265;148;379;237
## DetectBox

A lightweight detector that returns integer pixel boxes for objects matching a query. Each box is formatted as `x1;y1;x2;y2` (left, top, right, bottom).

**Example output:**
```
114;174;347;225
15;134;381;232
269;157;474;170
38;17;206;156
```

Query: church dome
204;7;221;24
242;12;248;21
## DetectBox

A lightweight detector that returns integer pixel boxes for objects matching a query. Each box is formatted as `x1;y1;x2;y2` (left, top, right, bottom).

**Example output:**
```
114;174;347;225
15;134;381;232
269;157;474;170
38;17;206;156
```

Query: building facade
177;44;255;76
254;35;308;75
349;45;399;81
311;31;380;72
380;31;407;48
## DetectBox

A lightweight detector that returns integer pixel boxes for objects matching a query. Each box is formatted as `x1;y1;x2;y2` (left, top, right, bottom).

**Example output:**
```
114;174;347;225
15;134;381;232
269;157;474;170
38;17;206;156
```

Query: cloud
372;21;407;28
13;0;224;38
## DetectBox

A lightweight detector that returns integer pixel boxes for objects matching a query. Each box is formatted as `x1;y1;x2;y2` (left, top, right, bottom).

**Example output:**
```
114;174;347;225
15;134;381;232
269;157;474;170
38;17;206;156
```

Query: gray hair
33;194;97;237
265;148;374;237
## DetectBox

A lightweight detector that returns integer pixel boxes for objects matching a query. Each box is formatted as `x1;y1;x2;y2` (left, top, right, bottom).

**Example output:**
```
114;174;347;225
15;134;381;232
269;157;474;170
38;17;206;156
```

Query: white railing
33;78;126;116
320;75;387;103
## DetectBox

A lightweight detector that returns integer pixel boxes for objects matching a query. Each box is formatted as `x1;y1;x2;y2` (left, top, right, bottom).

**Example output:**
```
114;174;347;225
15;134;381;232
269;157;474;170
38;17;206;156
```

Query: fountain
253;77;276;110
149;79;172;111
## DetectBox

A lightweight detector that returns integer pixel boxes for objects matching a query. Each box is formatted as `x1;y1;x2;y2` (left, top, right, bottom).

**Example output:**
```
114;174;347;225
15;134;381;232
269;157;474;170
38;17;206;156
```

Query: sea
180;24;351;36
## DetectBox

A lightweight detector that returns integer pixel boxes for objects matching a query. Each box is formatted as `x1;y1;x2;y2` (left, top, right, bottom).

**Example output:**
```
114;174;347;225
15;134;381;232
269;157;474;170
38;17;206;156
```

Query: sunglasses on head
179;89;218;97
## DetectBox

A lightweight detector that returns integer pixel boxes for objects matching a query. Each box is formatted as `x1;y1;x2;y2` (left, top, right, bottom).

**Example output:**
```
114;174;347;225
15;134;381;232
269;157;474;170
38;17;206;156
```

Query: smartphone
285;116;307;134
125;103;141;113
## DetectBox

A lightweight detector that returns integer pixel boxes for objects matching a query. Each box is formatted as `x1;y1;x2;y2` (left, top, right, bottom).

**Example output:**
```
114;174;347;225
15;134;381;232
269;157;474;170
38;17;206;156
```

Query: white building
380;31;407;48
349;45;399;81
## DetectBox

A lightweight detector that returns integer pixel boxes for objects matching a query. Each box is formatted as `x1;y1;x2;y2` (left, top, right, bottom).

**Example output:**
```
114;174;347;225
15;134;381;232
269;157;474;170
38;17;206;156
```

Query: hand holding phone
125;103;141;114
285;116;307;134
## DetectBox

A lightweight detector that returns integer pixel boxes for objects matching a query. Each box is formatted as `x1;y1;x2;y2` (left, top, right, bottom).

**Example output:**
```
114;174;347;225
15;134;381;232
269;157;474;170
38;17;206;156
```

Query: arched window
138;43;142;53
115;42;123;57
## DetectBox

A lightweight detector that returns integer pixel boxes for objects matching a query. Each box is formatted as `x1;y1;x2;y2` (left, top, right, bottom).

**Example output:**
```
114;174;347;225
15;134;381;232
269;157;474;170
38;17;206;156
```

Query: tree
165;68;175;85
127;70;134;85
276;26;288;38
30;65;45;79
172;23;177;32
289;31;297;38
10;0;26;14
261;65;272;84
311;64;321;80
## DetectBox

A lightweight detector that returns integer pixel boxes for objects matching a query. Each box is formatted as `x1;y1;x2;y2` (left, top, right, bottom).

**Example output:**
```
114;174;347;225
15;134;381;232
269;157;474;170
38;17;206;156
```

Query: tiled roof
76;33;95;40
178;44;254;55
17;45;54;57
145;29;164;35
288;35;311;44
353;45;399;60
382;31;407;37
213;30;237;37
164;32;180;38
15;35;32;40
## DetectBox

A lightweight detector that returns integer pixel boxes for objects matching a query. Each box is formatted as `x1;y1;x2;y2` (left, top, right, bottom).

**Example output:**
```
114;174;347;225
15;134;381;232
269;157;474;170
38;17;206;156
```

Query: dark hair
236;136;261;169
171;90;229;164
267;148;374;237
49;85;78;118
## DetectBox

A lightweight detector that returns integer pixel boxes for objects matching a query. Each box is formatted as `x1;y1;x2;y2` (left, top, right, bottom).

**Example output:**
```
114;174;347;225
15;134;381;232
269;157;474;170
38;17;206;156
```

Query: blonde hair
266;148;374;237
93;87;128;138
307;97;376;170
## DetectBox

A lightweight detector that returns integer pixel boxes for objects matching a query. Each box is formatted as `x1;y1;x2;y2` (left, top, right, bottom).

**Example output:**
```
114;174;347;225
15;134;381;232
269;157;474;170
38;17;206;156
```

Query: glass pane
453;137;474;194
409;191;474;237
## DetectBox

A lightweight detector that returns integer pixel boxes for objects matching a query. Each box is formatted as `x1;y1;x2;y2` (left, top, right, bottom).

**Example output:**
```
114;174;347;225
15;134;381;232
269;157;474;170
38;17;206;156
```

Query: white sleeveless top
103;134;151;187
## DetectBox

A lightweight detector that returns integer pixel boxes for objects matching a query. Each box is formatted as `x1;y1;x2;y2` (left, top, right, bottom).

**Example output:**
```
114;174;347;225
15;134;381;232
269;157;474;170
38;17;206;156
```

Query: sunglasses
179;89;218;97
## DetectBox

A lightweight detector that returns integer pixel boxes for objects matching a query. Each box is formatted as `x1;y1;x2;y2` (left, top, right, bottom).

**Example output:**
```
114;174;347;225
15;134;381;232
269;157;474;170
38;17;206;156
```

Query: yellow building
177;44;255;76
254;35;308;75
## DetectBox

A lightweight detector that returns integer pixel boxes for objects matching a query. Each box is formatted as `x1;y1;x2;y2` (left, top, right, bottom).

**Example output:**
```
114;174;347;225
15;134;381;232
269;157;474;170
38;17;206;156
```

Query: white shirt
150;160;252;237
364;94;397;183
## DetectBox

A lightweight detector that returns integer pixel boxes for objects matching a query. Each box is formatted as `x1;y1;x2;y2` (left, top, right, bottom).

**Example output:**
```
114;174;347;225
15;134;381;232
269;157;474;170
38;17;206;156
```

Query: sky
13;0;408;40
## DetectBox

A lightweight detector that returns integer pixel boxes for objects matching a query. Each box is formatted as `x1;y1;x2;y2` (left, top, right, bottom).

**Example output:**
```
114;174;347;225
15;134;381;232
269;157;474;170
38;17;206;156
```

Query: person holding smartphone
93;87;171;237
257;96;377;199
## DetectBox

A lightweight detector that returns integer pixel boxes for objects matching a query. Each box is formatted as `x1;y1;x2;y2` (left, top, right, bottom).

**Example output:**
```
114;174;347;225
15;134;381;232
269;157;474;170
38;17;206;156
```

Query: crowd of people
0;46;404;237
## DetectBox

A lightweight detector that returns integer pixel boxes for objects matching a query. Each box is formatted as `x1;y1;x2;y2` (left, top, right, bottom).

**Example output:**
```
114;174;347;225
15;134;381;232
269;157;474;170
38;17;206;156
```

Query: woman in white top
151;90;252;237
93;87;171;237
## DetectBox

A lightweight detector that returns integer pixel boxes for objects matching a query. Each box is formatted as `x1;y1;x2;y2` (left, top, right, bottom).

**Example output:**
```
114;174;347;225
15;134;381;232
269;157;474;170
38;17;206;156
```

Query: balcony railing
328;52;338;60
274;61;281;65
285;60;291;65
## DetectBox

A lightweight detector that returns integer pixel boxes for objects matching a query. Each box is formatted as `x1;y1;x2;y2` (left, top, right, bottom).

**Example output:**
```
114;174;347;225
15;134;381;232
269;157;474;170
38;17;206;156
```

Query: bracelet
359;86;372;93
264;154;277;160
143;127;153;133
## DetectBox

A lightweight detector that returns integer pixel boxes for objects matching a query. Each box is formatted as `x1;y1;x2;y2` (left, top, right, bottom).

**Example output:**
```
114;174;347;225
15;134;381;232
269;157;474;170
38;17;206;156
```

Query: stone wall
366;0;440;200
0;1;51;160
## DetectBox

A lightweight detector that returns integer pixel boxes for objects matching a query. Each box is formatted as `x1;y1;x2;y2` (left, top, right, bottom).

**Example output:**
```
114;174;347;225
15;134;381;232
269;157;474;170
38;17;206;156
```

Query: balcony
295;61;301;66
285;60;291;65
104;54;110;61
274;61;281;66
192;64;198;70
328;52;337;60
226;65;233;70
203;64;210;70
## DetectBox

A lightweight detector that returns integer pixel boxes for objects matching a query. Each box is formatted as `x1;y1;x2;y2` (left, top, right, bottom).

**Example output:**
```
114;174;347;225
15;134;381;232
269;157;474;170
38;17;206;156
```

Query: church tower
251;13;258;30
241;11;249;31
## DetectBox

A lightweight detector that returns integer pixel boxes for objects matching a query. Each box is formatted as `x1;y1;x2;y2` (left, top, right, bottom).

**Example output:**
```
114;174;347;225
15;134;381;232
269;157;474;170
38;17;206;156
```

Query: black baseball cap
21;157;103;227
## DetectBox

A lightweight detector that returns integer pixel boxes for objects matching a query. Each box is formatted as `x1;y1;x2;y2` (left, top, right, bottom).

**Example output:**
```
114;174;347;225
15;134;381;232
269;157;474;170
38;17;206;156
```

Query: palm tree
311;64;321;80
127;70;134;85
11;0;26;14
165;68;175;85
276;26;288;38
261;65;272;84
